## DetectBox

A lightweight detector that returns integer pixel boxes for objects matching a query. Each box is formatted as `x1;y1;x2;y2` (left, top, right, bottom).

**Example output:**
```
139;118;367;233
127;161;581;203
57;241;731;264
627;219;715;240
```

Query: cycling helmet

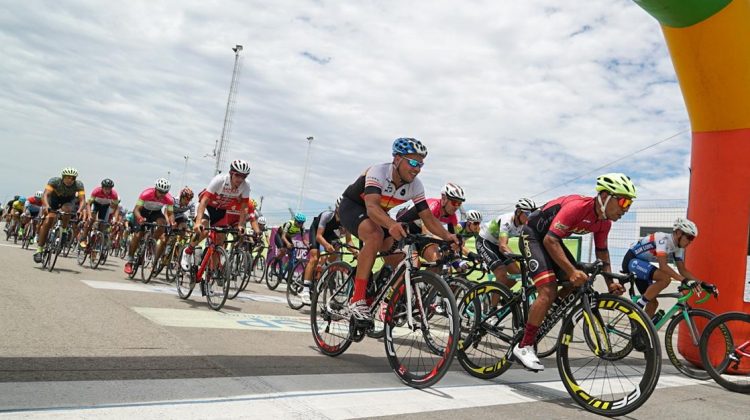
13;195;20;200
155;178;171;193
673;217;698;237
465;210;483;223
17;197;26;204
595;173;637;198
257;216;267;225
101;178;114;188
294;212;306;223
515;198;537;212
180;187;194;199
61;167;79;178
335;196;342;209
230;159;251;175
392;137;428;157
441;183;465;201
251;198;258;208
34;191;43;199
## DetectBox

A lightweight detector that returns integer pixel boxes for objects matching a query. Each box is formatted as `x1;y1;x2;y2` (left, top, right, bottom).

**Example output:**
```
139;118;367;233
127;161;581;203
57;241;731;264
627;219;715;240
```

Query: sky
0;0;693;224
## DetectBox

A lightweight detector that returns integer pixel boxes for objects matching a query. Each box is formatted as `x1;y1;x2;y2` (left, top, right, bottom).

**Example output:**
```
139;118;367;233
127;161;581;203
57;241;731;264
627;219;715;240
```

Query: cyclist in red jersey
512;173;634;371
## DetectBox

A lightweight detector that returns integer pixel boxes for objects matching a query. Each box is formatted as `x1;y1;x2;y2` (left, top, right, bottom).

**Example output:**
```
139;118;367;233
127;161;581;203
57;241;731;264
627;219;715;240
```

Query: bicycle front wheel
384;270;459;389
557;294;661;416
286;260;307;310
665;308;730;380
250;254;266;284
141;238;156;283
205;247;231;311
700;311;750;393
310;261;354;356
266;257;283;290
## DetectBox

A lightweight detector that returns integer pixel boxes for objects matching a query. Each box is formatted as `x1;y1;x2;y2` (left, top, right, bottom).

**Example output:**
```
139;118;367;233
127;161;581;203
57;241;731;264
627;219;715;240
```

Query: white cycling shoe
512;344;544;371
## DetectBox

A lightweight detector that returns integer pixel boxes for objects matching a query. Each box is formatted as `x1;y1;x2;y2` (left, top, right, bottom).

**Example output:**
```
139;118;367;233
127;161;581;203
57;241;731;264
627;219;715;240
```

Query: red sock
520;323;539;348
351;277;368;303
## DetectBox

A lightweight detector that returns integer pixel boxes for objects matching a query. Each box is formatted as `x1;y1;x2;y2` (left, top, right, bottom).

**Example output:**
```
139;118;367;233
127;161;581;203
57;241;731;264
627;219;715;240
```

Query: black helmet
101;178;115;188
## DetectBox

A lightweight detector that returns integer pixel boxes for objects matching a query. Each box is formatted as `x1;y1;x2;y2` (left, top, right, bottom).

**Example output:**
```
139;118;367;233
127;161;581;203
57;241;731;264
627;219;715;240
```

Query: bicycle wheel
455;282;519;379
141;238;157;283
176;263;195;299
227;250;246;300
250;254;266;284
557;295;661;416
265;257;283;290
665;308;730;380
76;242;88;266
165;243;183;283
286;260;307;310
205;247;231;310
310;261;354;356
384;270;459;389
48;230;62;272
89;233;102;269
700;311;750;393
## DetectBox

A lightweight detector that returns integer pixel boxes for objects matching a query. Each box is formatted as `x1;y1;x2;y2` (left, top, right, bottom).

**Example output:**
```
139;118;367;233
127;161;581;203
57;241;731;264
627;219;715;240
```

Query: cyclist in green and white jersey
476;198;536;287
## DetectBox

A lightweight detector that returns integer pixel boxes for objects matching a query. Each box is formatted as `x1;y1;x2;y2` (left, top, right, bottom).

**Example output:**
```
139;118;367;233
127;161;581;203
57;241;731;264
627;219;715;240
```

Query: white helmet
442;182;465;201
515;198;537;212
465;210;482;223
155;178;171;193
35;191;43;199
673;217;698;237
230;159;251;175
257;216;267;225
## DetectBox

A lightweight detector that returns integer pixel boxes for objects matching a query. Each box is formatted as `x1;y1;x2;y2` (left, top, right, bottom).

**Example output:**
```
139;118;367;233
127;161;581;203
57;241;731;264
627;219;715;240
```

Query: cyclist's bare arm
194;196;211;230
656;254;684;281
675;260;698;281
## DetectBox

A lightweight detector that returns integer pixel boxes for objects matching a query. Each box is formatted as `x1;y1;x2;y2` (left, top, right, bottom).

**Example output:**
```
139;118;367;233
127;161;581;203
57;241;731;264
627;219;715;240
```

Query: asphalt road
0;236;746;419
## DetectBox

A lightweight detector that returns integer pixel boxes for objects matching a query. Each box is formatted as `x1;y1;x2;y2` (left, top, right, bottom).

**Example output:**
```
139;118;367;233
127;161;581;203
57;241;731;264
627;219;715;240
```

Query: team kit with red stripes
6;137;709;415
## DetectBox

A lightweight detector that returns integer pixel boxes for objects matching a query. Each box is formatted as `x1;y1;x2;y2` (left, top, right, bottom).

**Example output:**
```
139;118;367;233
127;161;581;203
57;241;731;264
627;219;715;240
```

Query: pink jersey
426;198;459;227
136;188;175;212
529;195;611;250
200;173;251;211
89;186;119;206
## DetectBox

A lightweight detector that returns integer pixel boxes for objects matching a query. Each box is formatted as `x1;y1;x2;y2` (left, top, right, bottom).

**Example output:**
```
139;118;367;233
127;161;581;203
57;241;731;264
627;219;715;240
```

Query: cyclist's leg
626;258;660;317
154;215;168;260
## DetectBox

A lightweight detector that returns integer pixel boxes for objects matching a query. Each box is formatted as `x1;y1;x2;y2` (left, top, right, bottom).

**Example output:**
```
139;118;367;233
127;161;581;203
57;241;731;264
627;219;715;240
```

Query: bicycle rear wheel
205;247;231;310
250;254;266;284
227;250;246;300
557;295;661;416
266;257;283;290
700;311;750;393
384;270;459;388
310;261;354;356
455;282;519;379
286;260;307;310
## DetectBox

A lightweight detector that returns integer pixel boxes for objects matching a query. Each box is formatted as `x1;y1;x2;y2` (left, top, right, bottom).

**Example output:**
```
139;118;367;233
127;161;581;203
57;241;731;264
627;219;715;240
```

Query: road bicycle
700;310;750;393
76;221;110;269
176;226;235;311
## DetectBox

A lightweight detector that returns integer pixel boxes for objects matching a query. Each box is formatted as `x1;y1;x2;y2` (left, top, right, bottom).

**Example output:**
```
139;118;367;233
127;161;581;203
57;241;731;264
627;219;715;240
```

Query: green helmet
595;173;636;198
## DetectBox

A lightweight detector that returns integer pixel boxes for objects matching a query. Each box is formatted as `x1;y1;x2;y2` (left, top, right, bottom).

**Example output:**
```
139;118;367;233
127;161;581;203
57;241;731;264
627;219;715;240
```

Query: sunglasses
468;221;480;226
449;199;463;207
615;196;633;210
683;233;695;241
403;158;424;168
230;171;248;179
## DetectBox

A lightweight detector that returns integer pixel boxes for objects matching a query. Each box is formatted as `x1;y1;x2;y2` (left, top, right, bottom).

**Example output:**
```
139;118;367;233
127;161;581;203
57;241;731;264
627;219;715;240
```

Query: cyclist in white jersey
622;217;702;317
476;198;536;287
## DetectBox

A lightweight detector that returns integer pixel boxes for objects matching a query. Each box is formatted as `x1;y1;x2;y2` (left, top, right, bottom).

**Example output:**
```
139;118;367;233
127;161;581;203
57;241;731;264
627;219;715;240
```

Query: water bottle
651;309;665;325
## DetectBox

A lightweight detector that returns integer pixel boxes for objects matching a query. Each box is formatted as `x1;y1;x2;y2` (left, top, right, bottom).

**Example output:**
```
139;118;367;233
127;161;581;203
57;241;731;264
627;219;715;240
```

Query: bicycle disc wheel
384;270;459;389
310;261;354;356
266;257;283;290
206;247;231;310
285;260;307;310
700;311;750;393
665;308;730;380
557;295;661;416
250;254;266;284
455;282;519;379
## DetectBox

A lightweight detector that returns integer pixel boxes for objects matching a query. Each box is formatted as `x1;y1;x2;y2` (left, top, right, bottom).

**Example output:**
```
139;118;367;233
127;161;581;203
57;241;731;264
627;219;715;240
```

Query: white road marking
132;307;311;332
81;280;288;304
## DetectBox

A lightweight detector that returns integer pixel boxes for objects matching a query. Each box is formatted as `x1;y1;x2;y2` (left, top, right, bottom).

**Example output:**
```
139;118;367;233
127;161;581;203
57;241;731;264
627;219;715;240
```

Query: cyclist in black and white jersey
338;137;459;320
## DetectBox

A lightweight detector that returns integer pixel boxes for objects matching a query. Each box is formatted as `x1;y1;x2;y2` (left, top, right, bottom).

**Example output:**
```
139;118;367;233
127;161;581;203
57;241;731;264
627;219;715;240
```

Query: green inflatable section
633;0;731;27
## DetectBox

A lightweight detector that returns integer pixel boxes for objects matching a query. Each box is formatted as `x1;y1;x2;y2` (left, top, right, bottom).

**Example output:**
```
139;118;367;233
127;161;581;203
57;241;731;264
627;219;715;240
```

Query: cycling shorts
475;237;513;272
338;196;390;240
134;209;165;232
519;225;577;287
621;250;656;295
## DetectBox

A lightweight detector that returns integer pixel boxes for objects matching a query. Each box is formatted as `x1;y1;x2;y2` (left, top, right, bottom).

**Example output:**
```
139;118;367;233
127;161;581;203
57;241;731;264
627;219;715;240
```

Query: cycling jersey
397;198;458;231
24;197;42;214
479;212;523;244
342;162;428;211
226;197;256;218
46;177;85;199
173;201;195;220
12;201;24;212
280;220;303;236
527;195;611;250
627;232;684;262
199;173;251;210
89;187;119;207
136;188;175;212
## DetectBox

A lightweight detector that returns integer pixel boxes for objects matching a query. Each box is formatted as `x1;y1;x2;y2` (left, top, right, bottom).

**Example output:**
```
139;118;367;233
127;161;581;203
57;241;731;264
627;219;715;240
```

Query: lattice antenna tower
214;44;243;175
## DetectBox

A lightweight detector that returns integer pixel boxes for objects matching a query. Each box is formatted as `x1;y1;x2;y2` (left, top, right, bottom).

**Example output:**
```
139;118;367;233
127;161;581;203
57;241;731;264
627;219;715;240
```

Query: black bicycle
457;254;661;416
700;310;750;393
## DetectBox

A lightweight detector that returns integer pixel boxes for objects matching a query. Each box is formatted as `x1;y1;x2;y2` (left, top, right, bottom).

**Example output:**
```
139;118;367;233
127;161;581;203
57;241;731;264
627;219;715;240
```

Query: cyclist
5;196;26;237
20;192;44;239
513;173;634;371
180;159;253;271
80;178;119;248
124;178;176;275
456;209;483;239
173;187;196;232
339;137;459;320
300;197;357;304
274;213;307;258
34;167;87;263
476;198;537;287
3;196;20;224
622;217;702;318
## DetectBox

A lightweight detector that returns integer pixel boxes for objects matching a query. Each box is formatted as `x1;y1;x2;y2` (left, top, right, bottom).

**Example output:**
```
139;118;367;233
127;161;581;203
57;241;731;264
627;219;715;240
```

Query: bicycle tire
285;260;307;310
227;250;245;300
455;282;519;379
251;254;266;284
700;311;750;393
47;229;62;272
384;270;459;389
310;261;354;356
141;238;157;283
266;257;283;290
89;233;102;269
206;247;231;311
557;294;661;416
176;263;195;299
665;308;730;380
76;243;87;266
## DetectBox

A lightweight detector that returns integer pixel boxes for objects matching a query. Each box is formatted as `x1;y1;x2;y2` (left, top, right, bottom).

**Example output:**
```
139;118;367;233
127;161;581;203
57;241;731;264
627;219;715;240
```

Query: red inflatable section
678;128;750;373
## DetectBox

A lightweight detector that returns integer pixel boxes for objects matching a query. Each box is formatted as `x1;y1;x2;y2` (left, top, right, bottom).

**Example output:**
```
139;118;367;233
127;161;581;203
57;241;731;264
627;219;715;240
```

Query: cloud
0;0;692;225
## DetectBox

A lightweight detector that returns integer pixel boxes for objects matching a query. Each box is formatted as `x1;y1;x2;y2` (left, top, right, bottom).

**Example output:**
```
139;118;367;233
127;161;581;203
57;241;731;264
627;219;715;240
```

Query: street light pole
297;136;314;212
181;155;189;188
